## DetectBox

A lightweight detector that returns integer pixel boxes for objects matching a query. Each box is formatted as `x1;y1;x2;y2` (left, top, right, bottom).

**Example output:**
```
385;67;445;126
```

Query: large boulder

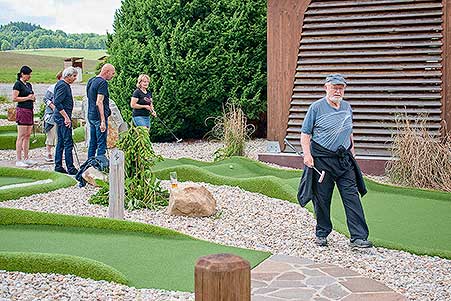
167;185;217;217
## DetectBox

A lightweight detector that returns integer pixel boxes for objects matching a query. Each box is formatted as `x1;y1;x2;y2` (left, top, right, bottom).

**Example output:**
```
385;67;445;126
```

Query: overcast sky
0;0;122;34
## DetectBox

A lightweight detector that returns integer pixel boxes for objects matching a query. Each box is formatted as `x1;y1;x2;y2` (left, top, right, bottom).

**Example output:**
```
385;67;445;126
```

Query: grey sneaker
350;239;373;248
315;236;328;247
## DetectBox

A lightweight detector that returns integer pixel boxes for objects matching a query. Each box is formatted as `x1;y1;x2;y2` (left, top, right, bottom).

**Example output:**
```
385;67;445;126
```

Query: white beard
329;96;342;104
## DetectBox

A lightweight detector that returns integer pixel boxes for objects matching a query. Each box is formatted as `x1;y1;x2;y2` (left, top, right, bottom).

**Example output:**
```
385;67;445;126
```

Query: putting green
0;208;270;291
0;125;85;150
153;156;451;259
0;176;34;187
0;167;76;202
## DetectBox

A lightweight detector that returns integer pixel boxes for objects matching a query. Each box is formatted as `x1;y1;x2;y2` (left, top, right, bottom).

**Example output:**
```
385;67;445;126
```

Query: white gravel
0;140;450;301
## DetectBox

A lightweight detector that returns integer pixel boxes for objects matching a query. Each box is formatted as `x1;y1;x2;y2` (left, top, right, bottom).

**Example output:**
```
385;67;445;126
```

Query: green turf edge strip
0;167;76;202
0;126;85;150
153;159;299;203
163;156;302;178
0;125;16;131
0;251;128;285
0;207;193;240
153;157;451;259
157;156;451;202
0;114;6;119
0;179;52;190
364;178;451;202
0;208;271;289
370;237;451;259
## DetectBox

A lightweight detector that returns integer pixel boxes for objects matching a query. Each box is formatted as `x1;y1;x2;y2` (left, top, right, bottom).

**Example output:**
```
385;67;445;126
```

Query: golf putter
155;116;183;143
284;138;326;183
73;142;81;167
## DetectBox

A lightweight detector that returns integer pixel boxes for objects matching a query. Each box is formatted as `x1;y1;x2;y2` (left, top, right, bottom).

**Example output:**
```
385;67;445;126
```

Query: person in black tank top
130;74;157;128
12;65;36;168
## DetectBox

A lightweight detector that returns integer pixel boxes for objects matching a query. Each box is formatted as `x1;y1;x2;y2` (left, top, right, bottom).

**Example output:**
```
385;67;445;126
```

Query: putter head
318;170;326;183
176;138;183;143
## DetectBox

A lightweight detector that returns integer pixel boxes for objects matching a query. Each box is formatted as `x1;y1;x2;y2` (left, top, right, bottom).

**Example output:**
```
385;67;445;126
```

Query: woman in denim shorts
12;66;36;168
130;74;157;128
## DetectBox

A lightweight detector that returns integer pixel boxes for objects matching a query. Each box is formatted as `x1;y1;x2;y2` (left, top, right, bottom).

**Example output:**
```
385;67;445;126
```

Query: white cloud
0;0;122;34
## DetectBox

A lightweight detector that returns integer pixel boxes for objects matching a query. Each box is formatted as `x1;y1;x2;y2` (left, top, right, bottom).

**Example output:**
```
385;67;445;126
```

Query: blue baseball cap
325;74;347;85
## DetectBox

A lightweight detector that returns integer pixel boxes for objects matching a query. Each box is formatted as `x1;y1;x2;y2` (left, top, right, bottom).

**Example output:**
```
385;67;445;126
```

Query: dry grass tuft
206;102;255;161
386;115;451;192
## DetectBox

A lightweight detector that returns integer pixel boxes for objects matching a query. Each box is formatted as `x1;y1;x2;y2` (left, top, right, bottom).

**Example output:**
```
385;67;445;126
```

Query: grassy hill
9;49;106;61
0;49;103;83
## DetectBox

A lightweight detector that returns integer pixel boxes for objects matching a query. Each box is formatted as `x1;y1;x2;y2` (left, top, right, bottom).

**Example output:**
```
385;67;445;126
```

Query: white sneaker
15;161;29;168
45;155;54;162
24;159;37;165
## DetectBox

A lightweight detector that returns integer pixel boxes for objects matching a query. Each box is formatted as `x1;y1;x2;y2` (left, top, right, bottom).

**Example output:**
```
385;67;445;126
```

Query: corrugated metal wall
284;0;444;157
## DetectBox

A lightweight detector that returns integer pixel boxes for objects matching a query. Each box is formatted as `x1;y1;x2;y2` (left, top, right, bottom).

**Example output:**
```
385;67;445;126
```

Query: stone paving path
251;255;406;301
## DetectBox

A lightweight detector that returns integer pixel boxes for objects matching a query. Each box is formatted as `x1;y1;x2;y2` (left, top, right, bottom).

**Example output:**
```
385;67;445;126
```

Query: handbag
7;106;16;121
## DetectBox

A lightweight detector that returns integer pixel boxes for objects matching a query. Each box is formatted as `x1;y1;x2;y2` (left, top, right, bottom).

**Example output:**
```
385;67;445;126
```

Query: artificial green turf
0;176;34;187
153;156;451;259
0;125;85;150
0;167;76;201
0;208;270;291
0;252;128;285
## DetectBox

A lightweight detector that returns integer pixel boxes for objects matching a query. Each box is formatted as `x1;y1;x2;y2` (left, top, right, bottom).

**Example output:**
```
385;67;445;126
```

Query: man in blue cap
299;74;372;248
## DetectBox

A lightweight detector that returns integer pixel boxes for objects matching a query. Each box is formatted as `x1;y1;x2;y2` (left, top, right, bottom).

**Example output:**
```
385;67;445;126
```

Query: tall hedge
107;0;267;141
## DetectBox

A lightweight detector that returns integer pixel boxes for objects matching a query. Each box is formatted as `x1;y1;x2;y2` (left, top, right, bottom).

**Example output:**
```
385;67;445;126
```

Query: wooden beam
267;0;312;148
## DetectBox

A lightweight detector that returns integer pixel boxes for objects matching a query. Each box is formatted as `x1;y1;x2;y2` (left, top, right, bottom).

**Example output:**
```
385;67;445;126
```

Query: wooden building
63;57;84;82
264;0;451;174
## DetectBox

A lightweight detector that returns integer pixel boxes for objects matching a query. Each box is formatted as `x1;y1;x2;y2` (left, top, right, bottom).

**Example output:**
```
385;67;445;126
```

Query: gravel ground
0;141;450;301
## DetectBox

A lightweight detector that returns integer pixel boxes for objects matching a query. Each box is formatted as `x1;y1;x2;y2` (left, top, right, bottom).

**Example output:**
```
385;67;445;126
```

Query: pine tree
107;0;267;141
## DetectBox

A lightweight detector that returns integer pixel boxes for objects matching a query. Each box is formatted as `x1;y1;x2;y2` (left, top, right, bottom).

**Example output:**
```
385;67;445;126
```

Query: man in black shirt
53;67;78;175
86;63;115;158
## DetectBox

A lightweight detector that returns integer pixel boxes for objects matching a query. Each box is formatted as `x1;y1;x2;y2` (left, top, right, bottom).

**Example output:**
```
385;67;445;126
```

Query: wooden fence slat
108;148;125;220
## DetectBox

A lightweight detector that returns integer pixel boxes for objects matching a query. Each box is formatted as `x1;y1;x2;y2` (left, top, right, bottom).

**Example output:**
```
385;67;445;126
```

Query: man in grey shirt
300;74;372;248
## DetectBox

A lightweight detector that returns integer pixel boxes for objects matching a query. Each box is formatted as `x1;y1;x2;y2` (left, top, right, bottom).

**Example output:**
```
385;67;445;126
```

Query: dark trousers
55;124;75;171
87;119;108;158
312;164;369;241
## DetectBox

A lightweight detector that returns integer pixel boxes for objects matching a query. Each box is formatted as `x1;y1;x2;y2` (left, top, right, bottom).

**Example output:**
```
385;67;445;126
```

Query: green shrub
0;95;10;103
107;0;267;141
90;125;169;210
37;102;46;120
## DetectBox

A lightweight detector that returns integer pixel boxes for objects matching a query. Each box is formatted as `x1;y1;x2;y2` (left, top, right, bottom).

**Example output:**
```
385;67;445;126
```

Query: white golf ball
229;165;234;169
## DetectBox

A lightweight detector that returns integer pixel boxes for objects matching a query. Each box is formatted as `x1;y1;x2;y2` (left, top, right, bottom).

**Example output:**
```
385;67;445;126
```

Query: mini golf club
155;116;182;143
284;138;325;183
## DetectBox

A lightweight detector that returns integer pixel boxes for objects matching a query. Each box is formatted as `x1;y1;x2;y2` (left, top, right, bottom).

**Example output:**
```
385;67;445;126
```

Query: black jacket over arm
297;141;367;207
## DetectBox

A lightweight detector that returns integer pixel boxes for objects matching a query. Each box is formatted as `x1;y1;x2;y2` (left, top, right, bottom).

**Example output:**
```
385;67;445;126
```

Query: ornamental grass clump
207;102;255;161
90;125;169;210
386;116;451;192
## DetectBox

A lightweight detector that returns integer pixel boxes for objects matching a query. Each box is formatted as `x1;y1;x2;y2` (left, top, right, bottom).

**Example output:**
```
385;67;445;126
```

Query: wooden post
195;253;250;301
108;148;124;219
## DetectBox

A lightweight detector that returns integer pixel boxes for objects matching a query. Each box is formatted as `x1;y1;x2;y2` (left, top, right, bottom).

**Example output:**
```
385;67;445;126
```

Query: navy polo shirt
87;76;111;121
